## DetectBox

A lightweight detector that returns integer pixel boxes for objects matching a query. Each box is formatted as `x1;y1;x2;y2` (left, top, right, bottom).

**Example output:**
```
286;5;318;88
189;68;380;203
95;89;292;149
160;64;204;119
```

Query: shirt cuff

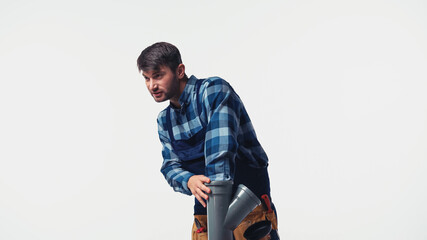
207;172;232;182
181;173;195;195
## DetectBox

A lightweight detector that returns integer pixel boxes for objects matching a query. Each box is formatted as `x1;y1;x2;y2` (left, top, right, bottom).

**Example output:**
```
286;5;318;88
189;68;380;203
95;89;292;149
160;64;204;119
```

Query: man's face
143;65;180;104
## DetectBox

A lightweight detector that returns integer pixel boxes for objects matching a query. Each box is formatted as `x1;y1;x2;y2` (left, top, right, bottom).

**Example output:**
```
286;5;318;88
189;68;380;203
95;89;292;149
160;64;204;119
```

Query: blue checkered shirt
157;75;269;195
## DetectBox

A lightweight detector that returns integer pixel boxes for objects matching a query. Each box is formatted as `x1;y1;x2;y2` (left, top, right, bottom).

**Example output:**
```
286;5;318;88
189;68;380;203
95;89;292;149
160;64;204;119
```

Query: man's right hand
188;175;211;208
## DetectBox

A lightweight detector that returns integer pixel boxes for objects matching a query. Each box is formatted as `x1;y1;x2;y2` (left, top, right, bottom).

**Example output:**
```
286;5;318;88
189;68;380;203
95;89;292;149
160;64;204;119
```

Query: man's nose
148;79;156;90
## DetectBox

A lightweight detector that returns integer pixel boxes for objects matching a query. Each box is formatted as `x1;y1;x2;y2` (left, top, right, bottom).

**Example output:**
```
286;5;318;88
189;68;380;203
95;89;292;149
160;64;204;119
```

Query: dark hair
137;42;183;73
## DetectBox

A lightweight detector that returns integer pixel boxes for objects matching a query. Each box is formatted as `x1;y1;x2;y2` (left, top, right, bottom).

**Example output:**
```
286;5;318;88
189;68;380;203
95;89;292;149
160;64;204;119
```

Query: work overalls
165;80;279;240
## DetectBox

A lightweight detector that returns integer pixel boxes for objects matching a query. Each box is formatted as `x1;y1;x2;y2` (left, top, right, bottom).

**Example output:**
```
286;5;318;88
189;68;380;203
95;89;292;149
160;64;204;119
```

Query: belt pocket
192;215;208;240
193;232;207;240
266;210;278;230
233;205;279;240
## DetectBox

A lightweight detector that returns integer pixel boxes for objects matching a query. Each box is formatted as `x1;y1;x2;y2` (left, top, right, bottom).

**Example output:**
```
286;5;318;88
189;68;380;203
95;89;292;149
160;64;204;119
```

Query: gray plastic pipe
206;181;261;240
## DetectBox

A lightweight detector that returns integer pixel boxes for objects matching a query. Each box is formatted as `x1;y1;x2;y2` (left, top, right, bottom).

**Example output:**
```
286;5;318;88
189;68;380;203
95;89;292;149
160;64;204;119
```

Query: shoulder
156;107;168;123
196;76;242;114
202;76;231;89
156;107;169;132
199;76;234;98
156;107;172;142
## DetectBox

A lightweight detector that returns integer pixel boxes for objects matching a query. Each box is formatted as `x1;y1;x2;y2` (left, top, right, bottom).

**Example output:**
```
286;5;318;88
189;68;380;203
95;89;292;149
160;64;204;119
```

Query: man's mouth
153;92;162;98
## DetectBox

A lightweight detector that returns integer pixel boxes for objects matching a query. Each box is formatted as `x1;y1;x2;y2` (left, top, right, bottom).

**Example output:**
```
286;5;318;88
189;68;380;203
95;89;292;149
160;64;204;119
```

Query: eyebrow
142;70;164;79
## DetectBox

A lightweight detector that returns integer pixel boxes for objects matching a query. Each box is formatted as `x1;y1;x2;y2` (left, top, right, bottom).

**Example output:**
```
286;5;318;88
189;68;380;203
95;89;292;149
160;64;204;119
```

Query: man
137;42;279;240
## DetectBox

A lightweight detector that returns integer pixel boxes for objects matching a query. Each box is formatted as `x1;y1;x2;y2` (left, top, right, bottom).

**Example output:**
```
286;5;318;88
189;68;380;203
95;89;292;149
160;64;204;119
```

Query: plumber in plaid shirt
137;42;280;240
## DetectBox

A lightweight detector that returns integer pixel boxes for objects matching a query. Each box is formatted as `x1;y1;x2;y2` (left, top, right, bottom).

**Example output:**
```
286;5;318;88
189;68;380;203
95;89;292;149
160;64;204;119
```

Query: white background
1;0;426;239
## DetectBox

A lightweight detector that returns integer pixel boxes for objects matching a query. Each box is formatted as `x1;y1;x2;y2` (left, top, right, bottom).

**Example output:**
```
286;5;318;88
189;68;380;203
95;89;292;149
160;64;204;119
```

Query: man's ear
176;63;186;79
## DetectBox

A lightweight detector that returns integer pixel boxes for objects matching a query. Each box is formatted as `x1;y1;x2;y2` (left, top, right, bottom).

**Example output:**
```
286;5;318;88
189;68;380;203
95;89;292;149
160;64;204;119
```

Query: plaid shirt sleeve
157;114;194;196
202;77;242;182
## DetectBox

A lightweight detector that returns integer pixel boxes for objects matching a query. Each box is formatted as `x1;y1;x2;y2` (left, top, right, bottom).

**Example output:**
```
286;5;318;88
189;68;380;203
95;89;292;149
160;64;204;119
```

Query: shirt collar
172;75;198;109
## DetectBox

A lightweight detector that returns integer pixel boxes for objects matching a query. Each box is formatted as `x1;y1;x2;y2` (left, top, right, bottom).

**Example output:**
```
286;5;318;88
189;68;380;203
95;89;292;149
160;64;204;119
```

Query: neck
169;75;188;108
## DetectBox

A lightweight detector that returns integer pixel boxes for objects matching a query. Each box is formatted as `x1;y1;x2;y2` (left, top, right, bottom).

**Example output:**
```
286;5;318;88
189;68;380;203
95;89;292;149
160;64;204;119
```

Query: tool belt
191;205;278;240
